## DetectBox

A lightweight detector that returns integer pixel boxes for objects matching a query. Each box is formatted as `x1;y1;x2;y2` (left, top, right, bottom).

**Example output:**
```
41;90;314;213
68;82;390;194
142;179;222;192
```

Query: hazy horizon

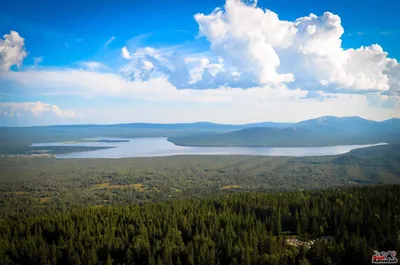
1;115;399;128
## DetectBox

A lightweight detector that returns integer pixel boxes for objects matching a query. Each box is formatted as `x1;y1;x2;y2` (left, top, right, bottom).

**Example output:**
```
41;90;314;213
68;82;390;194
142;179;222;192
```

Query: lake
30;137;387;158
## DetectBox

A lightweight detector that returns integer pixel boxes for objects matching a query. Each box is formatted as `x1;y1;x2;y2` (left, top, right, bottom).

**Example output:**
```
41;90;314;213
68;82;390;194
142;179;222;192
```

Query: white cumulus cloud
194;0;400;94
0;31;27;70
117;0;400;96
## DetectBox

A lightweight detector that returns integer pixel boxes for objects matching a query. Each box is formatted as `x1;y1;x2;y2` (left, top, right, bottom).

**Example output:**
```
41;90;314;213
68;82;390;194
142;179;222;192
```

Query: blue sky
0;0;399;126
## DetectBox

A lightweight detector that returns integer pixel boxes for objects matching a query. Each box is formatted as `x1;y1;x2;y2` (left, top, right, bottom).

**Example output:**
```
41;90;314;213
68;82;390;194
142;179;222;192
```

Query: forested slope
1;185;399;265
2;148;400;220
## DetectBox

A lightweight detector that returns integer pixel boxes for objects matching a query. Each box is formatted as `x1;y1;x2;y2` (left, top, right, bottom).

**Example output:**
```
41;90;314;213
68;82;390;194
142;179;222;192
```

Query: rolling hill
294;116;377;132
168;117;400;147
168;127;325;147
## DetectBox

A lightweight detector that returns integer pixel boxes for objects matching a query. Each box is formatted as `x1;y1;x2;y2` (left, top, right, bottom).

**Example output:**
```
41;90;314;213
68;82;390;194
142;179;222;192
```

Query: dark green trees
1;185;399;265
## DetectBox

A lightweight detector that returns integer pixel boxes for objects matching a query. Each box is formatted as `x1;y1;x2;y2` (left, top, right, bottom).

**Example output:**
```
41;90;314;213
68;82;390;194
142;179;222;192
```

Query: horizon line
1;116;398;128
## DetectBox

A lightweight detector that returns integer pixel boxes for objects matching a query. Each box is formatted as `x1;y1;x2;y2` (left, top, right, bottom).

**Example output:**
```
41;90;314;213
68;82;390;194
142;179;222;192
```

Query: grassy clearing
14;191;28;196
132;183;146;191
91;205;104;209
221;185;241;190
89;182;147;191
39;197;51;204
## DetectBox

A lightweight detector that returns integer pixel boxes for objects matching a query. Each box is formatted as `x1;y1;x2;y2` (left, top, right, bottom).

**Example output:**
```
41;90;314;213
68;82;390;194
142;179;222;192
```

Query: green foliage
1;185;399;265
349;143;400;157
1;149;400;220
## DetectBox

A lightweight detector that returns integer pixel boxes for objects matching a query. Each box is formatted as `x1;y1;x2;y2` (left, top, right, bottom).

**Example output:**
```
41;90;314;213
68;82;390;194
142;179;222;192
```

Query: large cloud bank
0;0;399;124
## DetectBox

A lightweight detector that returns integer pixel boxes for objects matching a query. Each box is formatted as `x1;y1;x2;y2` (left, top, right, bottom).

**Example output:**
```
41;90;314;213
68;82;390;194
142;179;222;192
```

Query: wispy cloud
1;68;399;123
0;101;75;118
125;33;152;50
105;36;116;46
1;69;307;103
80;61;106;71
175;29;191;33
33;56;43;66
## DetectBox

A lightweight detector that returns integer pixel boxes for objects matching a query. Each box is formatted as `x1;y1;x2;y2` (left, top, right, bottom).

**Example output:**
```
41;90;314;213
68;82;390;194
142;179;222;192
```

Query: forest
1;144;400;220
1;143;399;264
1;185;399;265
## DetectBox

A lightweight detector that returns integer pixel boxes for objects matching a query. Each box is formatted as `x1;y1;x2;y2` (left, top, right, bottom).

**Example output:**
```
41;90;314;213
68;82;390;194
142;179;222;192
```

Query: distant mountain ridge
1;116;399;153
23;121;294;130
3;116;397;130
167;116;400;147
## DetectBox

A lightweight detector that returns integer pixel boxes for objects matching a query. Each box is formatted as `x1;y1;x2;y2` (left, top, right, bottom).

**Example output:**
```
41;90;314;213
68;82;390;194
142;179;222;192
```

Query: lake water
30;137;387;159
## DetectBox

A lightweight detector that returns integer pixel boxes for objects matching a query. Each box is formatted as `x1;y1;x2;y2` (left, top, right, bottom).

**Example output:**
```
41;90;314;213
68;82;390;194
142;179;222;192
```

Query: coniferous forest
1;185;399;265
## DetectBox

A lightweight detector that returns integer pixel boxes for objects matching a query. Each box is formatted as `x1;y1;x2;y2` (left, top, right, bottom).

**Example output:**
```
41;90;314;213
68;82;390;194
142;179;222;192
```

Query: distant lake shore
30;137;387;159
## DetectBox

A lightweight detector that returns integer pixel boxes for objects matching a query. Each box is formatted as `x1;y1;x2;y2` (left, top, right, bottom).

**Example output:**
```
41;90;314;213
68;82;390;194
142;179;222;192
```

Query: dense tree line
1;185;399;265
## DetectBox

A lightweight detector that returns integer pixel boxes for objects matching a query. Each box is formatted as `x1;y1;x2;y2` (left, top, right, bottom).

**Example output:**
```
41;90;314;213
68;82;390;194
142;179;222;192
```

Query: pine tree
88;247;98;265
276;209;282;236
299;258;311;265
156;255;163;265
319;225;324;236
106;253;113;265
